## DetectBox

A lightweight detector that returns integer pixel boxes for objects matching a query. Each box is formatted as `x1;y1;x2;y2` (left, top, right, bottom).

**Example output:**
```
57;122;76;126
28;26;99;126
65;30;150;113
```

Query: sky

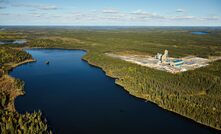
0;0;221;26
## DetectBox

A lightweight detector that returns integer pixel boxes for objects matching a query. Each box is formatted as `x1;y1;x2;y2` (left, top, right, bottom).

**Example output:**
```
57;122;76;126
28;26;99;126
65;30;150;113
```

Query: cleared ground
107;53;221;73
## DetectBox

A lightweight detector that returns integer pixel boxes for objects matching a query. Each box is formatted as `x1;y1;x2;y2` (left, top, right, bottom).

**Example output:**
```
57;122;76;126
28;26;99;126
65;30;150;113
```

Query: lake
10;49;219;134
0;39;27;45
191;31;209;35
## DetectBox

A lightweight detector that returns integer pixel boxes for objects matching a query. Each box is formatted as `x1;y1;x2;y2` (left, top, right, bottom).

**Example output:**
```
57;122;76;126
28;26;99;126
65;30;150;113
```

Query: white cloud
32;14;41;17
171;15;195;20
37;5;58;10
1;7;220;26
201;16;221;21
101;16;121;20
102;9;119;13
176;9;185;13
29;12;47;17
131;9;148;15
131;9;165;19
12;3;59;10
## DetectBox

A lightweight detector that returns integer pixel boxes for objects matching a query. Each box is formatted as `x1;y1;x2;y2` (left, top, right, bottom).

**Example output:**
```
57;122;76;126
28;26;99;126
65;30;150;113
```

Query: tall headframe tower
161;49;168;63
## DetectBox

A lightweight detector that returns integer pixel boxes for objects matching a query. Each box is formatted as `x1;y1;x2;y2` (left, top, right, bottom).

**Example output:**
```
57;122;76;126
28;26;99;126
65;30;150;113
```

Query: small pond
191;31;209;35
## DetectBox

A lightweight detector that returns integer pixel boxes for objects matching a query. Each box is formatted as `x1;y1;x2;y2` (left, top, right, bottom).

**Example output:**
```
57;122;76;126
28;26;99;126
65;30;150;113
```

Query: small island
45;61;49;64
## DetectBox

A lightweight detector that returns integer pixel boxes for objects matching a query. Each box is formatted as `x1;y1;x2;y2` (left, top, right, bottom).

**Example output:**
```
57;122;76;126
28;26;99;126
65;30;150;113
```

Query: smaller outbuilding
170;59;184;67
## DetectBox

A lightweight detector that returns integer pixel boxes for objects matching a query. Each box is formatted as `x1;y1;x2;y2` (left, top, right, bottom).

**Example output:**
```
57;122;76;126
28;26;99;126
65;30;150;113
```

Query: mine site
107;50;221;74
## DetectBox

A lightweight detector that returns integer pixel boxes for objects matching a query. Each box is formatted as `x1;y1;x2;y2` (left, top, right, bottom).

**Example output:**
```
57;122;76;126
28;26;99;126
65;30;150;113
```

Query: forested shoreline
0;27;221;131
0;47;52;133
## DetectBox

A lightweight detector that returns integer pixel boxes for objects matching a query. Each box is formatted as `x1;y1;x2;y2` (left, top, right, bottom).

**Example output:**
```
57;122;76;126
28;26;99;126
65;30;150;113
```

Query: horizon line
1;25;221;27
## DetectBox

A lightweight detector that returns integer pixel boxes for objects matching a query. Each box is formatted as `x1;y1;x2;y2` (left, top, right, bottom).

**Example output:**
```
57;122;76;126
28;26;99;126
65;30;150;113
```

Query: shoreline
11;59;36;68
5;58;36;111
10;48;221;131
81;52;221;131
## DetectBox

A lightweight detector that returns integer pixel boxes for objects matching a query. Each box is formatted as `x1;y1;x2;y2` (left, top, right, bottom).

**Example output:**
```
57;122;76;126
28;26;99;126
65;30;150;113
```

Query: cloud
171;15;195;20
101;16;121;20
12;3;59;10
131;9;165;19
1;7;220;26
29;13;45;17
176;9;185;12
168;15;221;21
102;9;119;13
131;9;148;15
36;5;58;10
76;9;218;22
200;16;221;21
33;14;41;17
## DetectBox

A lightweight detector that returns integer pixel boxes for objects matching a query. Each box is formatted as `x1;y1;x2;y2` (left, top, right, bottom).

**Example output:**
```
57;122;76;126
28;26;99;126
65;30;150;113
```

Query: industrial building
170;60;184;67
107;50;221;74
155;50;169;64
155;50;184;67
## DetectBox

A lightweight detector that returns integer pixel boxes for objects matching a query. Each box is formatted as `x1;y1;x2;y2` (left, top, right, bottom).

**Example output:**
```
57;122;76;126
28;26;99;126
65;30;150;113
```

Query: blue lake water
191;31;209;35
0;39;27;45
10;49;219;134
